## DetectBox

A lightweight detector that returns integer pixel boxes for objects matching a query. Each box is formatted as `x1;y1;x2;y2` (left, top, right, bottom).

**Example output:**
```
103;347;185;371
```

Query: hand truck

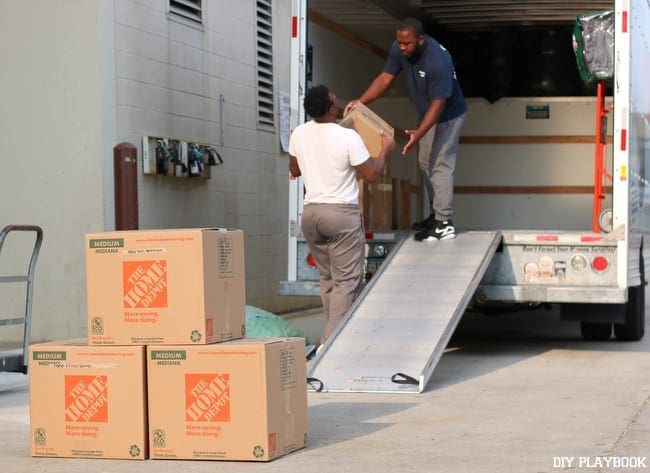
0;225;43;374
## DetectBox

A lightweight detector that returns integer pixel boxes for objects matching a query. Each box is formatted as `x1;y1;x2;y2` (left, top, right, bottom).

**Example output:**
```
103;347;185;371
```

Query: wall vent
169;0;202;23
256;0;274;127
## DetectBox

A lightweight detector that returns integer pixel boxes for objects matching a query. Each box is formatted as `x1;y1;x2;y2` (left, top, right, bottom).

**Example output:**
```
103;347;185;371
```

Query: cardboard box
147;338;308;461
29;340;147;460
85;228;246;345
392;178;412;230
361;176;394;230
339;101;394;157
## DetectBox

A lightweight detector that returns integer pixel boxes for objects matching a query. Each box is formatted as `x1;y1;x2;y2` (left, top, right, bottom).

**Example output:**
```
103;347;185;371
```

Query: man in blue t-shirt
344;17;467;241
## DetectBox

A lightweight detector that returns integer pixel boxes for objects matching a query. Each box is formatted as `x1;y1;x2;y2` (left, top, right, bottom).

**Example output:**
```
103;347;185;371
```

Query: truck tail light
592;256;609;272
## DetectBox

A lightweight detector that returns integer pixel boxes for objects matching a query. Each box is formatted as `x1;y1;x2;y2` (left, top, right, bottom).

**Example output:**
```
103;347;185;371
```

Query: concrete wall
111;0;313;312
0;0;315;347
0;0;105;344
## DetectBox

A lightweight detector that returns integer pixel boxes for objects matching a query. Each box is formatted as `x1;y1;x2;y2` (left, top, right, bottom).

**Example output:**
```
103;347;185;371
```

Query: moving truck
281;0;647;345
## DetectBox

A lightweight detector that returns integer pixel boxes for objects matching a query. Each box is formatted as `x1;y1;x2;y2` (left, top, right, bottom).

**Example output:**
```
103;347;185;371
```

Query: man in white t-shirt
289;85;395;345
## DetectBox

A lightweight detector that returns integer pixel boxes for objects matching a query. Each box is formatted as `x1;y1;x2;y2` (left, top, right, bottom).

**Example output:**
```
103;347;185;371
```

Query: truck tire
580;322;612;340
614;284;645;341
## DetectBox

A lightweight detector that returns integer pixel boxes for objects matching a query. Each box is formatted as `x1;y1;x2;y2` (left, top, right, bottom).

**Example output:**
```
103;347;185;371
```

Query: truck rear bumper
476;284;627;304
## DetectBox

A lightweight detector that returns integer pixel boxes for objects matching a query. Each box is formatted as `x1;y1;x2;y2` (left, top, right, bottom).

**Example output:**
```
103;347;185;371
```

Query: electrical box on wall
142;135;154;174
141;136;223;179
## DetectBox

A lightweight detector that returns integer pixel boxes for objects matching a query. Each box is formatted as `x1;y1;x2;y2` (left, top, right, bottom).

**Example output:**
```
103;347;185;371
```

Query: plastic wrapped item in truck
572;10;614;82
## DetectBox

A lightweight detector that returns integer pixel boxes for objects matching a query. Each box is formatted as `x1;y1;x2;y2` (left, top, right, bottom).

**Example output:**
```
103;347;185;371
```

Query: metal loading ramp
307;231;501;393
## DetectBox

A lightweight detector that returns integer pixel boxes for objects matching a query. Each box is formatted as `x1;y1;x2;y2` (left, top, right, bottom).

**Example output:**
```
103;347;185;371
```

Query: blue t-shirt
384;35;467;124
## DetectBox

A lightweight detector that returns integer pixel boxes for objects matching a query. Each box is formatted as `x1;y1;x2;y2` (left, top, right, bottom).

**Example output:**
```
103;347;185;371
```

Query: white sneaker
415;220;456;241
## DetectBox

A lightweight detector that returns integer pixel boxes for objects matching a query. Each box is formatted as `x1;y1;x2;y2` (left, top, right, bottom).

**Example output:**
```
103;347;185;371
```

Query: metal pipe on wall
113;142;139;230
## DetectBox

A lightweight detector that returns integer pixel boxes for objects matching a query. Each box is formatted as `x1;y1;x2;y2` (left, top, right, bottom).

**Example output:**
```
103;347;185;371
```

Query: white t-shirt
289;120;370;205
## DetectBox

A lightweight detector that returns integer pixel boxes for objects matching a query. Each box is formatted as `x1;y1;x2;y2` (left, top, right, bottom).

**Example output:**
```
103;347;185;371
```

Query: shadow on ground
306;401;416;449
427;306;649;391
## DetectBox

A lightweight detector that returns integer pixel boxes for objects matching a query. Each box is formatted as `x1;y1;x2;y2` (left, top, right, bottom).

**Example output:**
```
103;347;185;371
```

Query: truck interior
310;0;614;102
300;1;646;392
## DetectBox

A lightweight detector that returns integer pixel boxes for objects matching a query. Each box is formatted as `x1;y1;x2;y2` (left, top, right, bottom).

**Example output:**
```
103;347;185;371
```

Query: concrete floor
1;306;649;472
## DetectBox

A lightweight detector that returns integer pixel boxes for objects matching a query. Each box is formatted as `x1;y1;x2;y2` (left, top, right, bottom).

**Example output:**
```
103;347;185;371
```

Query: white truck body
283;0;648;342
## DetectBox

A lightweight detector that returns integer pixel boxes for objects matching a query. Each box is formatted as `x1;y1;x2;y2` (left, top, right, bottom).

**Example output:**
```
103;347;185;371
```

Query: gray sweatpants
301;204;365;344
418;112;467;222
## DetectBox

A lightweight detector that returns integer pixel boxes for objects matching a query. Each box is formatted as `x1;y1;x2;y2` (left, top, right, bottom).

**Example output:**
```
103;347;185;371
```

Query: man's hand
380;130;396;154
402;129;420;155
343;100;358;117
356;130;394;182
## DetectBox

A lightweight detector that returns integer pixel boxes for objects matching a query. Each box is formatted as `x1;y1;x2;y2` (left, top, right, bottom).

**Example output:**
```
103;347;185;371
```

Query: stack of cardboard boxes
28;228;308;461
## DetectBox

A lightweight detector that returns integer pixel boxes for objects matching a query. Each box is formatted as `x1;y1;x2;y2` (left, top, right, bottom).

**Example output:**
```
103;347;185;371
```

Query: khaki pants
301;204;365;344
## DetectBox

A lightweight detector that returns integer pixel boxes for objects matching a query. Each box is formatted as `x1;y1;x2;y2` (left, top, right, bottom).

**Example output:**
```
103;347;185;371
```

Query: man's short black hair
304;84;333;118
398;17;424;37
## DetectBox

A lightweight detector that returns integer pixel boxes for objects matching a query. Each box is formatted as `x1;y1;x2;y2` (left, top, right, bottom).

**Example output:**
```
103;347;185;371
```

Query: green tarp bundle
245;305;310;345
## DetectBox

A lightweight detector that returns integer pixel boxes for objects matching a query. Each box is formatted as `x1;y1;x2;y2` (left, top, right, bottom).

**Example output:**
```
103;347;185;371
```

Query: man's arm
355;131;395;183
289;155;301;177
358;72;395;105
401;97;446;155
344;72;395;115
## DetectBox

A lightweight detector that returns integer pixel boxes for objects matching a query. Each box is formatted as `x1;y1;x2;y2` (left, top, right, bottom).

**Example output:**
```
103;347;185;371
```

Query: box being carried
147;338;308;461
339;101;394;158
85;228;246;346
29;340;147;460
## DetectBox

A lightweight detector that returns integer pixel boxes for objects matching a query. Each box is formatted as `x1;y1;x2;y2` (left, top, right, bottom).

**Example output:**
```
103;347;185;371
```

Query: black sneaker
412;214;435;232
414;220;456;241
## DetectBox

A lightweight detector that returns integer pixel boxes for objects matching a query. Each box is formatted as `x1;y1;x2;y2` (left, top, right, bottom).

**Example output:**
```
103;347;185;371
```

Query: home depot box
29;340;147;460
340;101;394;157
85;228;246;345
147;338;308;461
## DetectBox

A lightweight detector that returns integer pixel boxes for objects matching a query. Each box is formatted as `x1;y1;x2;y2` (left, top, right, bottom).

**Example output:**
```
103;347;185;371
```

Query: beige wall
0;0;105;343
455;97;611;230
307;21;421;210
308;22;409;107
308;20;608;231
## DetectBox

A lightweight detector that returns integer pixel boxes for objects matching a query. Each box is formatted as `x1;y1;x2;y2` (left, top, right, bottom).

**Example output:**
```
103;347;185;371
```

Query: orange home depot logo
123;260;168;309
64;375;108;423
185;373;231;422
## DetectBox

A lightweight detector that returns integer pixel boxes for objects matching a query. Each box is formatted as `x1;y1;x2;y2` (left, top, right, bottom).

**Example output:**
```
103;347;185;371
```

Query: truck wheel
614;284;645;341
580;322;612;340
